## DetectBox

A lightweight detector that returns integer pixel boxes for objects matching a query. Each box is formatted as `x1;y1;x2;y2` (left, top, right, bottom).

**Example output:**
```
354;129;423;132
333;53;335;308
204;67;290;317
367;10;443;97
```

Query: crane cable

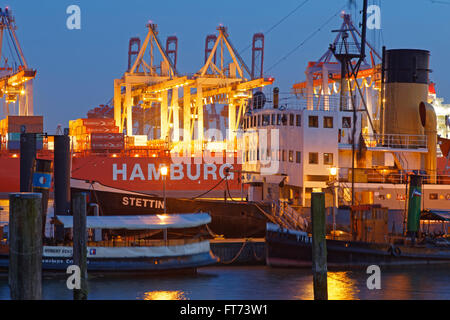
266;4;347;73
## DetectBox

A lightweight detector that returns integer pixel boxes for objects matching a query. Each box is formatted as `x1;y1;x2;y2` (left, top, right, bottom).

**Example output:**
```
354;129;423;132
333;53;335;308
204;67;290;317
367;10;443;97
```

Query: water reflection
296;271;359;300
140;290;187;300
327;272;359;300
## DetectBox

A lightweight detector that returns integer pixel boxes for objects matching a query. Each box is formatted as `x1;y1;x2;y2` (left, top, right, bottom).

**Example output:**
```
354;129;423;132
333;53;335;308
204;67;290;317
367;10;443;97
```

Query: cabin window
277;114;282;125
324;116;333;128
342;117;351;128
289;150;294;162
271;114;275;125
282;150;286;162
258;115;261;127
262;114;270;126
289;114;294;126
296;151;301;163
308;116;319;128
309;152;319;164
323;153;334;165
429;193;438;200
253;116;257;127
296;115;301;126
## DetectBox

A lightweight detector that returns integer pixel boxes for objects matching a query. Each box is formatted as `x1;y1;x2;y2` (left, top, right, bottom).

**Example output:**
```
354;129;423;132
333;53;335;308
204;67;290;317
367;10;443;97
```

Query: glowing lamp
160;166;168;176
329;167;338;176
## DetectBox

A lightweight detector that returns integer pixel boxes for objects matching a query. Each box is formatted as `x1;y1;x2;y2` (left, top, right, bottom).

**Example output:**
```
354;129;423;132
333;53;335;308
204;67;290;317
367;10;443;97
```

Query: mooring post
54;131;71;242
32;159;53;238
8;193;43;300
20;128;37;192
311;192;328;300
72;192;88;300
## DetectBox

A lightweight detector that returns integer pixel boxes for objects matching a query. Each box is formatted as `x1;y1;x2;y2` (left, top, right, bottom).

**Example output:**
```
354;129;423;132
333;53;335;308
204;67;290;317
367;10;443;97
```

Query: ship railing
250;93;350;112
340;168;450;185
362;134;427;150
84;237;205;248
271;200;308;231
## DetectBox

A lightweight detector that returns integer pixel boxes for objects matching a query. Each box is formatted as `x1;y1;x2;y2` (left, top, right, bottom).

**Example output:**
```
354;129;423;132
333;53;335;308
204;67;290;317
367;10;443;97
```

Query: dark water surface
0;265;448;300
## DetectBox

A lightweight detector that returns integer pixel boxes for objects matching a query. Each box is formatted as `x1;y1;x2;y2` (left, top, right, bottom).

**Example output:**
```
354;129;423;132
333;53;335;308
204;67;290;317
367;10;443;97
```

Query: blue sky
2;0;450;132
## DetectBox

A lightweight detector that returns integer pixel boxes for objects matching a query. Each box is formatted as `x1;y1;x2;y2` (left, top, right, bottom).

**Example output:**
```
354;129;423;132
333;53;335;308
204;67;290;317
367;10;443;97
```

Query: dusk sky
2;0;450;132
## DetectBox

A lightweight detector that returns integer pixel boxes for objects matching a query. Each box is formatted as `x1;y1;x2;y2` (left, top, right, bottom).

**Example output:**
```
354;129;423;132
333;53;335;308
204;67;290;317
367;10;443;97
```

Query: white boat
0;213;218;273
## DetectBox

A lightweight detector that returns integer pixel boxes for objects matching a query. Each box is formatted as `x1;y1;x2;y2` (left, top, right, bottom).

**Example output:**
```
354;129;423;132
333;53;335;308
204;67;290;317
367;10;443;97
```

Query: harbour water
0;265;448;300
0;200;448;300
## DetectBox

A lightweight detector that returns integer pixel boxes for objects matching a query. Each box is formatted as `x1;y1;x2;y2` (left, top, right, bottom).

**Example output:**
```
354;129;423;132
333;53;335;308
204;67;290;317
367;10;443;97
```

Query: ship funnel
419;101;437;183
383;49;430;137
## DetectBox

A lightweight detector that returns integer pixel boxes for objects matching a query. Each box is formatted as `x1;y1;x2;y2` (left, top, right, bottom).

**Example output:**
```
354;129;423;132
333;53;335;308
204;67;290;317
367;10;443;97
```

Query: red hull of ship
0;153;244;198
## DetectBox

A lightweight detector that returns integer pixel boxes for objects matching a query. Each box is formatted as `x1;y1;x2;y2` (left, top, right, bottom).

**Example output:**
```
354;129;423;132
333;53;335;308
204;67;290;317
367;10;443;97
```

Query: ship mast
330;0;369;206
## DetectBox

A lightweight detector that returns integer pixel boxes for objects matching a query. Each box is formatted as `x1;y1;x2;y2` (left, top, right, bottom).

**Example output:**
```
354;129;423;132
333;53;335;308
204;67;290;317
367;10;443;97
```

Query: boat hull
0;245;218;272
265;224;450;268
71;178;269;238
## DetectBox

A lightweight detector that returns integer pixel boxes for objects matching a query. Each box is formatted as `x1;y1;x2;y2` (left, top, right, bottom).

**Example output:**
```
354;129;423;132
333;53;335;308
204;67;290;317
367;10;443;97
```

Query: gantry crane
113;23;273;153
0;7;36;116
184;25;273;150
113;23;179;137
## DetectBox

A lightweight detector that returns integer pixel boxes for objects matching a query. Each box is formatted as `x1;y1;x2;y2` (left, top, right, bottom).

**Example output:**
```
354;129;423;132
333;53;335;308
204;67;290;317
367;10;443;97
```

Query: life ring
389;245;402;257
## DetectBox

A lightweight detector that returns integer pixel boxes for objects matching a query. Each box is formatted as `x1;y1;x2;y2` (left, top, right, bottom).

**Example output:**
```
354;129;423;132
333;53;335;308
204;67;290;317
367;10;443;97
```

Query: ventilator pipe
419;101;437;183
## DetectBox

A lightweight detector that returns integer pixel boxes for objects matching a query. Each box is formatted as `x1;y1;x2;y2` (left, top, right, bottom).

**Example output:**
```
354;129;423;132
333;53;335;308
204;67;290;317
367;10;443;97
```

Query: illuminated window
289;150;294;162
323;116;333;128
308;116;319;128
323;153;333;165
429;193;438;200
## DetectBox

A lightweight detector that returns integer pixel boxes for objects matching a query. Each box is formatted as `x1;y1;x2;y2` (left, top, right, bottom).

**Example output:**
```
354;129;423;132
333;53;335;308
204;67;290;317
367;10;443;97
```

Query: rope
189;176;226;200
219;239;249;265
252;242;265;262
225;179;237;202
205;224;223;239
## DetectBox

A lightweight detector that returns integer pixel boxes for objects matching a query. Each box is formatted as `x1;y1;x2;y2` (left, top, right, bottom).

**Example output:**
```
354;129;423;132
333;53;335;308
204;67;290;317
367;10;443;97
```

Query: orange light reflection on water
141;290;187;300
297;271;359;300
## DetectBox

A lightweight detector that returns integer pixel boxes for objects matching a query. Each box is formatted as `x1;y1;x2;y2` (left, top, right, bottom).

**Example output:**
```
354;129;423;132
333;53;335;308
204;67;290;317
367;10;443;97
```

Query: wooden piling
8;193;42;300
311;192;328;300
32;159;53;238
72;192;88;300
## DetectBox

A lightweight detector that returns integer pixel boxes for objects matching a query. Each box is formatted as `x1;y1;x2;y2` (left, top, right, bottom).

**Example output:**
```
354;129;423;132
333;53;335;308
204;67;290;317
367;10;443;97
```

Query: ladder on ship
255;200;308;232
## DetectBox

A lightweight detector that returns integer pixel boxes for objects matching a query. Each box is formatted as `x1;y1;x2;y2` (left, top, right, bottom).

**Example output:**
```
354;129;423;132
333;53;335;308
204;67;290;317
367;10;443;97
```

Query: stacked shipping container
69;118;124;152
0;116;44;150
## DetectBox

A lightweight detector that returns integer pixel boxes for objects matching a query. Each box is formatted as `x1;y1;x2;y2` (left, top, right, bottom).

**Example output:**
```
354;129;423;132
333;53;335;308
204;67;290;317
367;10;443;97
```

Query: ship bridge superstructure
241;13;448;209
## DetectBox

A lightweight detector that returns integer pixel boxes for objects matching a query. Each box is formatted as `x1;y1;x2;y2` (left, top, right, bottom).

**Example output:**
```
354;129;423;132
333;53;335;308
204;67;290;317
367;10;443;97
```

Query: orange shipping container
4;116;43;133
90;133;124;143
78;118;115;127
